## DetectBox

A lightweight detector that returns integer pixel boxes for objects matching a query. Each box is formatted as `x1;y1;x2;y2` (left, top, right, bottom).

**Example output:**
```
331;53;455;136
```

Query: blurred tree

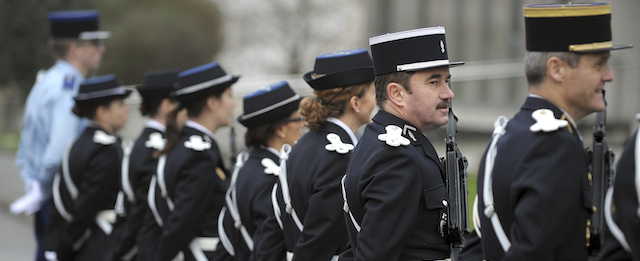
98;0;223;84
0;0;222;129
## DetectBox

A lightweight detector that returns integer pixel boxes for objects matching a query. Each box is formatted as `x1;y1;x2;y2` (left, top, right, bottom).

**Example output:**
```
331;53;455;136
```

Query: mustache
436;100;450;110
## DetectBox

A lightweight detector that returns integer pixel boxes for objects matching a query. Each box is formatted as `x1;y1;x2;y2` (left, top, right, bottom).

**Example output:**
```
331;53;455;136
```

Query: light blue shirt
15;60;88;196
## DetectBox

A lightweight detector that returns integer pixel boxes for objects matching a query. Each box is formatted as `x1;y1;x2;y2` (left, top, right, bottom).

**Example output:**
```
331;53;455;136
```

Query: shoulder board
378;125;410;147
93;130;117;145
145;132;166;150
529;109;568;133
261;158;280;175
325;133;354;154
184;135;211;151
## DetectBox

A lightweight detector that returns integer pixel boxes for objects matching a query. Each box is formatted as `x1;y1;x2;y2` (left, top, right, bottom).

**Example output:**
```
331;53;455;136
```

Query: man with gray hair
474;2;632;260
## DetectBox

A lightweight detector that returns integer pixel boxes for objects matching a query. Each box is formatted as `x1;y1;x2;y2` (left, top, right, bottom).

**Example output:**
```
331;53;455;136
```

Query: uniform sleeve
503;137;588;260
612;130;640;260
157;152;221;261
61;144;120;252
41;92;81;187
253;186;286;261
354;148;422;261
293;153;349;260
108;153;158;260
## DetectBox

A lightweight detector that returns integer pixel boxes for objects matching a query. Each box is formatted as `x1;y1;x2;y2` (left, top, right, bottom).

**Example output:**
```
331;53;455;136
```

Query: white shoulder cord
341;175;361;232
120;140;136;204
482;116;511;252
472;195;482;237
604;129;640;253
53;145;75;222
277;144;304;231
156;155;174;211
271;183;284;229
223;152;253;251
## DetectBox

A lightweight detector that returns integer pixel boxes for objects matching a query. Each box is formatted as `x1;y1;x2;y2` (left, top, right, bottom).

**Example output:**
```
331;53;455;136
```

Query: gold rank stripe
569;41;613;52
524;3;610;18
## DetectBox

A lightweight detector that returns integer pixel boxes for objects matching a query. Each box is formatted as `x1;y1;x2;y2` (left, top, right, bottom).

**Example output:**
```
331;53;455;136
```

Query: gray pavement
0;150;37;260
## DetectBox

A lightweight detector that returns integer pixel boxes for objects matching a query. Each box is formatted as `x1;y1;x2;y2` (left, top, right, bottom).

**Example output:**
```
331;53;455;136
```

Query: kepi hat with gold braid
524;2;632;53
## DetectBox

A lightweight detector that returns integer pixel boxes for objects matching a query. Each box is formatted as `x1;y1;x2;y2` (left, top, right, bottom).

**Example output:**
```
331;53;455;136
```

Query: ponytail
157;105;183;157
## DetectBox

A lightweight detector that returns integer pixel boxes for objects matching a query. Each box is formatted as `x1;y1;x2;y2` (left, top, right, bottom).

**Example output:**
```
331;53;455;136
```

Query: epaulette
145;132;166;150
93;130;117;145
378;125;410;147
261;158;280;175
325;133;354;154
184;135;211;151
530;109;568;133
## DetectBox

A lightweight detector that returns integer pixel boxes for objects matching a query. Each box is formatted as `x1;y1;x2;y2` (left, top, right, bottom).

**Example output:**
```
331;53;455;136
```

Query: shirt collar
185;120;217;141
146;119;166;132
326;117;358;146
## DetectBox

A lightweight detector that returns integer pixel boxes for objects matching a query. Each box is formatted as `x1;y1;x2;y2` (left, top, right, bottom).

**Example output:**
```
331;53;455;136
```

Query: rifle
444;88;470;261
587;90;615;256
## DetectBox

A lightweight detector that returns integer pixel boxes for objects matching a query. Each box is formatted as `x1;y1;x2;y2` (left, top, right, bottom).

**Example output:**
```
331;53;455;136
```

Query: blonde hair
300;82;371;131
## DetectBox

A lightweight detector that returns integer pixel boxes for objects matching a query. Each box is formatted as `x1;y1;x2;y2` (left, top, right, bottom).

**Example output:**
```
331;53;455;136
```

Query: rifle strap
341;175;361;232
482;116;511;252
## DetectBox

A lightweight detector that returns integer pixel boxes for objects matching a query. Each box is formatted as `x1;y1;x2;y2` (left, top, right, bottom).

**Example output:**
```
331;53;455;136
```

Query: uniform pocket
422;184;449;243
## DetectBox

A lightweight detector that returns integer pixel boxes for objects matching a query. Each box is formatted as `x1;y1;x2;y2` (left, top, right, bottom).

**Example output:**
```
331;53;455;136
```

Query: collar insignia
145;132;166;150
325;133;354;154
216;167;226;180
378;125;410;147
530;109;568;132
261;158;280;175
184;135;211;151
93;130;116;145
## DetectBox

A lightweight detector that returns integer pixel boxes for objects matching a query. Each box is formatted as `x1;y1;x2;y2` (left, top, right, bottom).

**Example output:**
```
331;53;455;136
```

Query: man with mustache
341;26;463;261
474;3;632;260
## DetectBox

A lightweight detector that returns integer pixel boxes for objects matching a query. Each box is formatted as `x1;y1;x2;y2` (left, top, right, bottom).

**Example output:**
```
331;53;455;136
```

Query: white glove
10;179;45;215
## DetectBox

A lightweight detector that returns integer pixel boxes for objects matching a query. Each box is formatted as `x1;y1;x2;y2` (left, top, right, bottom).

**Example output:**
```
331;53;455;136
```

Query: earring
281;133;285;138
357;109;360;113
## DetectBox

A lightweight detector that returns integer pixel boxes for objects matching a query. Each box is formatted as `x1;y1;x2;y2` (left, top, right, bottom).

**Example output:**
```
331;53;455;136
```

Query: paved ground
0;149;37;260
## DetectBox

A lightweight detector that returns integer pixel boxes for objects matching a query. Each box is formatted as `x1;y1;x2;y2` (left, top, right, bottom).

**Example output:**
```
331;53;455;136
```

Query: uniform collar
261;146;281;157
146;119;166;132
55;60;84;80
326;117;358;146
185;120;217;141
524;95;583;141
373;110;444;174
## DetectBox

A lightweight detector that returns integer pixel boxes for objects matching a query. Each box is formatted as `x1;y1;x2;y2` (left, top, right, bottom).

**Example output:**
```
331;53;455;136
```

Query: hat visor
303;67;374;90
573;44;633;53
79;31;111;40
401;61;465;72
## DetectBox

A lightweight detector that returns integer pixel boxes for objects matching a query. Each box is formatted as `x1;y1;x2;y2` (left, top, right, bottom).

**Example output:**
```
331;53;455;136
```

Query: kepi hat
369;26;464;76
75;74;131;104
524;2;632;53
175;62;239;104
136;69;181;99
48;10;110;40
303;49;374;90
238;81;302;128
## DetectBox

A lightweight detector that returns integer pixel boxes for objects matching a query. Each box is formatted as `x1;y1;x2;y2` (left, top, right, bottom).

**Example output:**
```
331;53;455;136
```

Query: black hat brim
175;76;239;103
237;96;301;128
303;67;374;90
